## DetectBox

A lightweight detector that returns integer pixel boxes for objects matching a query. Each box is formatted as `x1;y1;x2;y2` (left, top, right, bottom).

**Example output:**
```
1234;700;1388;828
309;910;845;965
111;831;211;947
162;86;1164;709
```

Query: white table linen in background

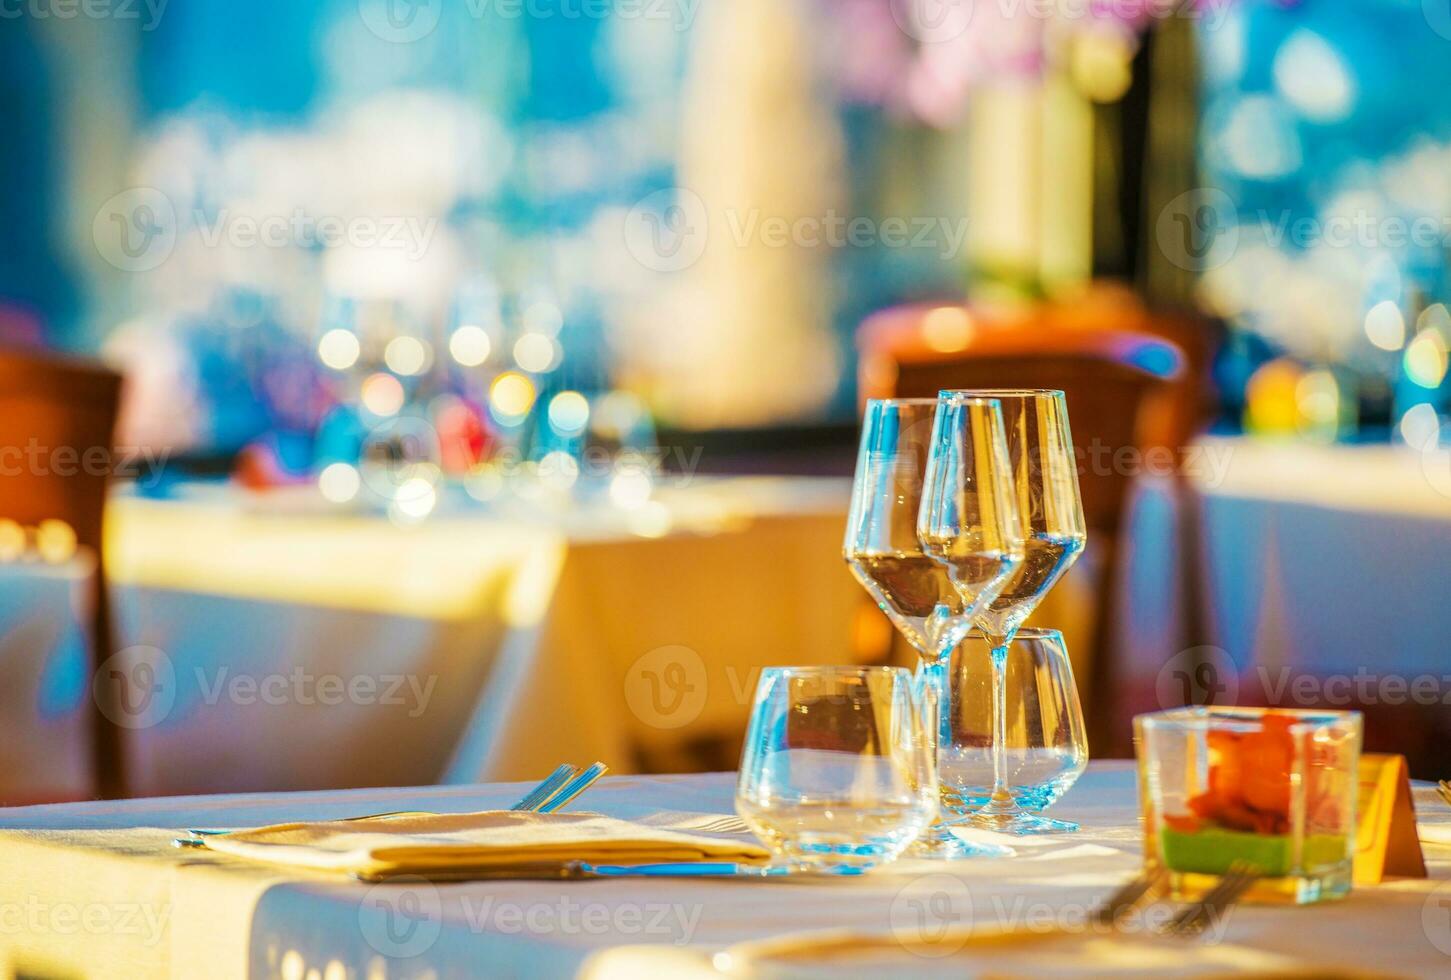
1114;437;1451;723
0;764;1447;978
0;478;866;799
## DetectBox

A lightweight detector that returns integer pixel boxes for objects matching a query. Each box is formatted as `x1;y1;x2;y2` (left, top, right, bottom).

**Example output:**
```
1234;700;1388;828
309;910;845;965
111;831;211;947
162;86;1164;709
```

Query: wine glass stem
982;642;1019;816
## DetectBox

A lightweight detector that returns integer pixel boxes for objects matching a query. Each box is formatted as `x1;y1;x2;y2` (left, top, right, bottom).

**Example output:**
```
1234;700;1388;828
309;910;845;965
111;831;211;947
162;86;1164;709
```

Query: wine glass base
968;811;1079;836
908;826;1014;860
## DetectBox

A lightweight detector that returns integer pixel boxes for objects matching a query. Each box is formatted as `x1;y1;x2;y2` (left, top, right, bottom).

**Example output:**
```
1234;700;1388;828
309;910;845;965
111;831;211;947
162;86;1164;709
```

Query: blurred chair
858;291;1199;755
0;346;124;798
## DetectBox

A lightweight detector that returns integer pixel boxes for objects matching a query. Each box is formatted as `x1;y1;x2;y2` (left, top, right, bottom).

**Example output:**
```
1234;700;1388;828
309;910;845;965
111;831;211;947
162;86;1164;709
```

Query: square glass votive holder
1135;706;1362;906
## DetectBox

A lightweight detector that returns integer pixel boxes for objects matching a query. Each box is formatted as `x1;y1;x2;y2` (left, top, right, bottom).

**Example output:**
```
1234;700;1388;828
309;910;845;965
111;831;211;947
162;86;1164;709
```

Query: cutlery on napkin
196;809;771;880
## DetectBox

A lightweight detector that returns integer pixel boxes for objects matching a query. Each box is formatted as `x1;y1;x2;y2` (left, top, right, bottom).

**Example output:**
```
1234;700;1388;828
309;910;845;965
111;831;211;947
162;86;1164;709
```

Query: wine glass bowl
843;400;970;659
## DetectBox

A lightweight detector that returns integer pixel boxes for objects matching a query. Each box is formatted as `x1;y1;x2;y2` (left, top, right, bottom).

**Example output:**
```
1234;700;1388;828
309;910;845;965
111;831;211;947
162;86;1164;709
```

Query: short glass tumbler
937;629;1088;817
736;667;938;874
1135;706;1362;905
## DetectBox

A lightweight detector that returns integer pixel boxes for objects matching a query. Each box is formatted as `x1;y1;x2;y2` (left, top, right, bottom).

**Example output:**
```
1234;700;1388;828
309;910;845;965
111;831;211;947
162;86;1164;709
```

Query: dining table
1112;436;1451;763
1;472;1100;804
0;761;1448;978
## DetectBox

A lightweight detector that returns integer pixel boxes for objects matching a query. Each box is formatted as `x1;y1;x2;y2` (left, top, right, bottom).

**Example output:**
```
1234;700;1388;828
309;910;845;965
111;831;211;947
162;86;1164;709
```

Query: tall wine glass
943;389;1087;835
845;398;1021;859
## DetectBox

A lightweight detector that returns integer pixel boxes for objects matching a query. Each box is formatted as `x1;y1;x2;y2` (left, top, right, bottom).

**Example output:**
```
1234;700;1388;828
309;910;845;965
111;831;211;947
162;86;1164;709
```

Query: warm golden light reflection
1245;358;1304;435
1364;300;1406;351
448;324;492;367
1295;369;1340;435
1405;331;1449;389
317;329;361;370
921;307;974;353
35;519;77;564
489;371;537;422
360;372;406;416
0;519;26;561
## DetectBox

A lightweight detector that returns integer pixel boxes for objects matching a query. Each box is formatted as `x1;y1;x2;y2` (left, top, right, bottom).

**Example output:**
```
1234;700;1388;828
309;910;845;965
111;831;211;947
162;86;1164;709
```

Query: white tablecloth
0;478;863;801
1114;437;1451;756
0;763;1447;978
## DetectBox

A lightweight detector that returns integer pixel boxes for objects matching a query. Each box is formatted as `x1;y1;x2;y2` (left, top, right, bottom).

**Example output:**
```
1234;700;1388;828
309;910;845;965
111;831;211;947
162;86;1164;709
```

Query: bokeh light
1364;301;1406;351
548;391;591;434
1399;403;1441;450
318;329;361;371
384;337;430;377
922;307;974;353
35;519;77;564
1404;331;1449;389
608;469;653;509
448;325;492;367
360;372;406;416
0;520;24;562
318;462;362;503
513;333;560;373
489;371;537;423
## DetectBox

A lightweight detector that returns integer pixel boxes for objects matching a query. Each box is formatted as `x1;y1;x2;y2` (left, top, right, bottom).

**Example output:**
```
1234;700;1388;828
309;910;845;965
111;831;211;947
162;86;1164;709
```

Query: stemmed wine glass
844;398;1023;858
944;389;1087;835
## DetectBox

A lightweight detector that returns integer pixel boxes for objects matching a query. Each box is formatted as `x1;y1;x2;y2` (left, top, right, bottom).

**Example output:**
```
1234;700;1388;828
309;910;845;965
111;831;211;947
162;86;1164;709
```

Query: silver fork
1089;866;1167;926
689;815;751;834
535;762;609;813
174;763;584;847
1159;862;1259;938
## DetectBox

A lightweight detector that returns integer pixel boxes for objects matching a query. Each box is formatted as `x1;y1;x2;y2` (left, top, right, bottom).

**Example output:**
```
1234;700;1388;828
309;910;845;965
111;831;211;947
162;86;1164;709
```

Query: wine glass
942;389;1087;835
845;398;1021;859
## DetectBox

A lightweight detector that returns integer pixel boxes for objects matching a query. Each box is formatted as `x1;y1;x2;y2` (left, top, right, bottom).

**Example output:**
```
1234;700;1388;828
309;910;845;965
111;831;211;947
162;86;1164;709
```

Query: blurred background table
1;477;862;801
1115;437;1451;768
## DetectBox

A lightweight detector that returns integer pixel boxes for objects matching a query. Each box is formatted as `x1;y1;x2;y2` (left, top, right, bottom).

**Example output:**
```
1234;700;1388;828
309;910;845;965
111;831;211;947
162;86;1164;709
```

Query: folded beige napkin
200;810;769;879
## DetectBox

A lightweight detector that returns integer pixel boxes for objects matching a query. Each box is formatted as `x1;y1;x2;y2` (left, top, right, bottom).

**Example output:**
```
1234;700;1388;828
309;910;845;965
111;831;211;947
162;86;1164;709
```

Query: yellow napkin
199;810;769;879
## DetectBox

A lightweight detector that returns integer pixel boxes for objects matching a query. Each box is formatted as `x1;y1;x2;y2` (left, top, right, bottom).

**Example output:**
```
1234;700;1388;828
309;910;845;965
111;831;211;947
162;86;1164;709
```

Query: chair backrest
0;348;122;550
858;302;1185;536
857;301;1193;756
0;346;124;797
